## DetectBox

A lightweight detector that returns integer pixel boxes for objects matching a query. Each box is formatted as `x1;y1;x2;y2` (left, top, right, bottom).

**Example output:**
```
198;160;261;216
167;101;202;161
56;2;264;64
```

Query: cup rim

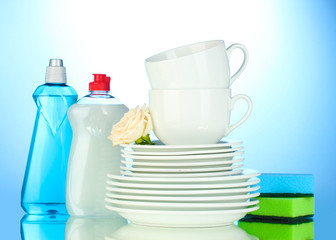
145;40;225;63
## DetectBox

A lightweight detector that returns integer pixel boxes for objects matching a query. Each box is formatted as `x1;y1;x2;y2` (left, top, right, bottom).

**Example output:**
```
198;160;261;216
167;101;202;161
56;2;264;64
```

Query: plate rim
122;151;244;160
121;146;244;156
106;178;261;189
121;158;244;166
105;204;259;214
105;191;260;201
106;185;260;195
119;164;244;173
107;169;259;183
119;167;243;178
105;197;259;208
120;140;243;150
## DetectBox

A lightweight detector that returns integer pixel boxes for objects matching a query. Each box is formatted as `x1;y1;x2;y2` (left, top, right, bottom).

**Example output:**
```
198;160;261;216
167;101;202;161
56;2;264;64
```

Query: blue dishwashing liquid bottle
21;59;78;214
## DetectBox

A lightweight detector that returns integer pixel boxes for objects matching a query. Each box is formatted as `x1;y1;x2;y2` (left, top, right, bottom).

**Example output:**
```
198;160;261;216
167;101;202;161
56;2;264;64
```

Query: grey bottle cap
45;58;67;84
49;59;63;67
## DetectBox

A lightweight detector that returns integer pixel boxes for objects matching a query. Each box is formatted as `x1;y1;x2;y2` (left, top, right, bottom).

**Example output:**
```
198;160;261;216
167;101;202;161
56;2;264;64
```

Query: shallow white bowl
120;164;243;173
124;158;243;167
105;192;260;202
105;198;259;210
121;146;243;156
121;158;243;167
107;169;259;183
121;140;242;152
105;204;259;227
106;185;260;196
106;178;260;190
122;151;243;161
120;167;243;178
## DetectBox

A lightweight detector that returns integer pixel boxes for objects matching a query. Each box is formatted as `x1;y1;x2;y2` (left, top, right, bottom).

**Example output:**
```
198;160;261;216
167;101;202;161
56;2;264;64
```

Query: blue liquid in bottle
21;59;78;215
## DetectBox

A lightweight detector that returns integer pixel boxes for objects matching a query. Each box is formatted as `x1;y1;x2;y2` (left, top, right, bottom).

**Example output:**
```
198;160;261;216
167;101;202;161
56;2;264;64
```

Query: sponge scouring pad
258;174;314;196
248;196;314;218
238;218;314;240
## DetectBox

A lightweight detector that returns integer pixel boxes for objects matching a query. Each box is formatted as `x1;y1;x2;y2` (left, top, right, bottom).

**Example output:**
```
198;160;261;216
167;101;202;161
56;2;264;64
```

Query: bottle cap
89;74;111;91
45;59;67;84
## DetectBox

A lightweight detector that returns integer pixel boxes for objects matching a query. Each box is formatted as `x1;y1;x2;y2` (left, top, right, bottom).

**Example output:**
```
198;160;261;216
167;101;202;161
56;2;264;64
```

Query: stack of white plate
105;140;260;227
120;140;245;178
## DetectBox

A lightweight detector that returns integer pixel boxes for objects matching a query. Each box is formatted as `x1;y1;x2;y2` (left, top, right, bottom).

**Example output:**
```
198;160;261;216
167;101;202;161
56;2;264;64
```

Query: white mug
149;89;252;145
145;40;248;89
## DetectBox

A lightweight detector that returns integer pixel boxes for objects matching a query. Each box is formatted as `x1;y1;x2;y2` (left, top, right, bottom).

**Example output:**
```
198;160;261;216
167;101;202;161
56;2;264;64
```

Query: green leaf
135;134;155;145
135;138;144;144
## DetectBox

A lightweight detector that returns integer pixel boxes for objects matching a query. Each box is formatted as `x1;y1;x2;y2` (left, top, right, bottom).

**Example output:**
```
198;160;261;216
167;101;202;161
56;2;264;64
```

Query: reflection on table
21;215;259;240
20;215;127;240
108;223;257;240
21;215;68;240
238;216;314;240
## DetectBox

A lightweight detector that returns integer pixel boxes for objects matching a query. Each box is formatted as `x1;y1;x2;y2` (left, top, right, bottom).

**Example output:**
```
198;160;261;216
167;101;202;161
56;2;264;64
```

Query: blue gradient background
1;0;335;239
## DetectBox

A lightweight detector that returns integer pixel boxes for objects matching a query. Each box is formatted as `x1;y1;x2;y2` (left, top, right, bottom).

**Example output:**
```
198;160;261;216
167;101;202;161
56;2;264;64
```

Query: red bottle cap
89;74;111;91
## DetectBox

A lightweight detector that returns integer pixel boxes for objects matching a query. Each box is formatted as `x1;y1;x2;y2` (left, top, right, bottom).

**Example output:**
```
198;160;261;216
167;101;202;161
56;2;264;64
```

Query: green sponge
248;197;314;218
238;219;314;240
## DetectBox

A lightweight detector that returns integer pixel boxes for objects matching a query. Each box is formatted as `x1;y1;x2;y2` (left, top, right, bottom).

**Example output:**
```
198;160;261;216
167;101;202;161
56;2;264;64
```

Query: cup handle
226;43;249;86
226;94;252;136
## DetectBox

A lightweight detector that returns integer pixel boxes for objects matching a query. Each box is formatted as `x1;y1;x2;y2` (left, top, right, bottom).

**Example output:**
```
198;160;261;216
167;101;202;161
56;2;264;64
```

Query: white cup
149;89;252;145
145;40;248;89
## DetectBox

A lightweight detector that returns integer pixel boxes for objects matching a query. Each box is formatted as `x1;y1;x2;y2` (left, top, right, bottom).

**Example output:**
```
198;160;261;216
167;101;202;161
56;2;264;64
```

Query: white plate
107;169;259;183
105;198;259;210
106;192;260;202
122;151;243;161
120;168;243;178
121;158;243;167
121;146;244;156
124;158;244;165
106;178;260;190
121;140;243;152
120;163;244;173
105;204;259;227
106;185;260;196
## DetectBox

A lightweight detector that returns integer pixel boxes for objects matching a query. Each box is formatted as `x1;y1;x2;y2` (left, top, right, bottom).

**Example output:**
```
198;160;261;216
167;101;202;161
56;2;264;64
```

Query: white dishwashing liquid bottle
66;74;128;216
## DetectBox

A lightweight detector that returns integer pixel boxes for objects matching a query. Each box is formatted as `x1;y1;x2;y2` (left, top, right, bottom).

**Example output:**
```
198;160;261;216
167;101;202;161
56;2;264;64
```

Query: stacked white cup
145;40;252;145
